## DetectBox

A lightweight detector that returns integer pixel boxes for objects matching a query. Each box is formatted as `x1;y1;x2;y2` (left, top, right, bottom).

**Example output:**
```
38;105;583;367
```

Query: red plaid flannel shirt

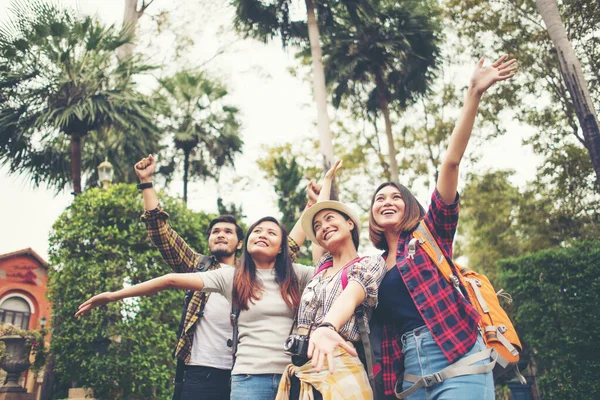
380;189;480;395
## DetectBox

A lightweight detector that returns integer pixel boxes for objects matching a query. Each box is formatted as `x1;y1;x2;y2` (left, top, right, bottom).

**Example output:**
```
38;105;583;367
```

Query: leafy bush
47;184;212;399
497;241;600;399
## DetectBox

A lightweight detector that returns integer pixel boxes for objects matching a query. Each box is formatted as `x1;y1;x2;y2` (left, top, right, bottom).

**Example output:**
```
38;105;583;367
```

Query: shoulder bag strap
412;222;465;295
344;265;376;390
227;304;241;367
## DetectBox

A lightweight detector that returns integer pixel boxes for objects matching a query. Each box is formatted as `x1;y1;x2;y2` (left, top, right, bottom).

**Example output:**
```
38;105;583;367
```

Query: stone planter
0;336;30;393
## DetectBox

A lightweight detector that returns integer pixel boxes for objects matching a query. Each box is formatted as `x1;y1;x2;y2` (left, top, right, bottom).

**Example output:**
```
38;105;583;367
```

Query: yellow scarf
276;346;373;400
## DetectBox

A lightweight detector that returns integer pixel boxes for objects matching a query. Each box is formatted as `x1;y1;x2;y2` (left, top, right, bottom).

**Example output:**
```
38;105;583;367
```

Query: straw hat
301;200;360;245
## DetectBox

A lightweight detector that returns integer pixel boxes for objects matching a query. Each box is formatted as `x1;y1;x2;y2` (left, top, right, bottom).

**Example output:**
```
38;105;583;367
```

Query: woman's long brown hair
232;216;301;311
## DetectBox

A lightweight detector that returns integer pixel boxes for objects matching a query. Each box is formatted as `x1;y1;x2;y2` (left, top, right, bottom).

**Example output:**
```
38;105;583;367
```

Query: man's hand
134;154;156;183
469;55;517;95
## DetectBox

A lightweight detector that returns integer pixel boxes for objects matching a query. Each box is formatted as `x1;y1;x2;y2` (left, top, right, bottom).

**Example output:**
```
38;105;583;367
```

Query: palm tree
320;0;441;183
157;70;243;203
232;0;337;179
535;0;600;190
0;1;161;194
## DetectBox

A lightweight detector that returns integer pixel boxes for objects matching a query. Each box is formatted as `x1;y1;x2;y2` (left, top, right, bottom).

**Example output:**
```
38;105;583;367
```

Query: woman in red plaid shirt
369;55;517;399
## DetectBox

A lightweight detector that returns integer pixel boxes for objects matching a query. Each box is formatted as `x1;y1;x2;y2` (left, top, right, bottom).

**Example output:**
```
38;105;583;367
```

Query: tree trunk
183;150;190;204
71;134;82;195
305;0;337;198
117;0;143;62
375;75;399;183
536;0;600;191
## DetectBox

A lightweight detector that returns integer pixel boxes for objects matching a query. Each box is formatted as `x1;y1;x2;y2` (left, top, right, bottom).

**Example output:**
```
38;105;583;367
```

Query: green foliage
0;324;47;373
0;1;162;193
155;69;243;203
319;0;442;115
217;197;246;221
47;183;212;399
445;0;599;190
497;242;600;399
458;170;522;279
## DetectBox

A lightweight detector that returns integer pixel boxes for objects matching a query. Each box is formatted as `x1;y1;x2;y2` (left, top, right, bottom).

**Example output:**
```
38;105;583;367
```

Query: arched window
0;296;31;330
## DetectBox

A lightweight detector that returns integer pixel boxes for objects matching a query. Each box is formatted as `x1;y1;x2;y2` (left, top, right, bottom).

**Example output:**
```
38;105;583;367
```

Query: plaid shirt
141;206;301;363
380;189;480;395
297;254;386;341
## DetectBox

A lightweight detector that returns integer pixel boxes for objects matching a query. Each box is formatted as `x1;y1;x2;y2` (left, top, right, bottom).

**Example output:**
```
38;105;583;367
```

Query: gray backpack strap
395;348;497;399
346;268;376;390
227;304;241;366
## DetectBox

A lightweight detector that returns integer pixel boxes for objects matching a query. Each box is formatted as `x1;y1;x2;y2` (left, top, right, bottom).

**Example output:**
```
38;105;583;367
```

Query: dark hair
313;209;360;250
206;215;244;242
232;216;300;311
369;182;426;251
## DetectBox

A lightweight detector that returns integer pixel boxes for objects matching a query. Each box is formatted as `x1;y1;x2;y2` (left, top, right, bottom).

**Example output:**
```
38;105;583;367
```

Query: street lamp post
97;158;114;189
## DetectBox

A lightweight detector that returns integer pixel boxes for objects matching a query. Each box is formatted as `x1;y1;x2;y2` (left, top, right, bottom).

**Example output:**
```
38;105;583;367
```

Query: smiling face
371;185;406;231
312;209;355;251
208;222;242;258
246;220;283;262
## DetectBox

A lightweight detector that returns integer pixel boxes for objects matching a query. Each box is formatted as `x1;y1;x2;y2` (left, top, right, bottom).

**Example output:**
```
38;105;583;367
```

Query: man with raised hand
135;154;247;400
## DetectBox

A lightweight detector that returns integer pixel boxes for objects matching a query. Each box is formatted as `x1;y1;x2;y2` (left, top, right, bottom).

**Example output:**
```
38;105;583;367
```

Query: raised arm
135;155;203;273
307;281;363;372
75;273;205;318
308;161;343;263
437;55;517;203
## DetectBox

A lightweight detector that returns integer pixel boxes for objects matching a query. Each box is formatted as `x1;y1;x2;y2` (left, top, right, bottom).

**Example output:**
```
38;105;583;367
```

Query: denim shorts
230;373;282;400
399;325;495;400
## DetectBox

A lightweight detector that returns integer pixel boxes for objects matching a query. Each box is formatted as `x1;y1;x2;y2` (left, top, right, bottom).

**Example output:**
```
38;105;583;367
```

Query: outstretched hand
307;180;321;205
307;326;358;373
134;154;156;183
324;160;343;181
470;55;517;95
75;292;116;318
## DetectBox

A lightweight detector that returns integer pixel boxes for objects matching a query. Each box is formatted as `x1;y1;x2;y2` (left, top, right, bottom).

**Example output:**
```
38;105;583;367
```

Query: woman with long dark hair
293;55;518;400
276;161;386;399
368;55;516;400
76;215;315;400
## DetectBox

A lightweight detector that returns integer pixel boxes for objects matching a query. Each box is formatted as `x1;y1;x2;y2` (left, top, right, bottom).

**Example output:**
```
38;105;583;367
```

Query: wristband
317;322;337;332
137;182;153;190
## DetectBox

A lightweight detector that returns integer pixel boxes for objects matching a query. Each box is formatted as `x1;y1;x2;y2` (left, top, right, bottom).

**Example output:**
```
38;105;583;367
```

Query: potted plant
0;324;47;392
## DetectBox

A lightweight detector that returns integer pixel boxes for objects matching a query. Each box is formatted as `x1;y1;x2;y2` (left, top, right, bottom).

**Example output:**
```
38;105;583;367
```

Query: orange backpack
411;222;525;382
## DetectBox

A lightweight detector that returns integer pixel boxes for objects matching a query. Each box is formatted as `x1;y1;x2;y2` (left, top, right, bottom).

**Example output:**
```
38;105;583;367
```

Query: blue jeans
230;373;282;400
400;325;494;400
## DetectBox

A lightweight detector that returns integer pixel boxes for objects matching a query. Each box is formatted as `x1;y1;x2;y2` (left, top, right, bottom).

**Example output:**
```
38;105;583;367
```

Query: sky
0;0;540;261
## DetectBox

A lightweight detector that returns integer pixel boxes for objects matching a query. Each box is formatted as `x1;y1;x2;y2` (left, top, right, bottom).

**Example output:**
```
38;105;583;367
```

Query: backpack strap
174;255;214;357
227;304;241;367
342;259;375;390
313;260;333;278
410;222;463;294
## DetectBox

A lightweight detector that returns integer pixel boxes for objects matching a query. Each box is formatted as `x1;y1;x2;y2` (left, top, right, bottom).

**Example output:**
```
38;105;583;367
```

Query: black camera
283;334;310;357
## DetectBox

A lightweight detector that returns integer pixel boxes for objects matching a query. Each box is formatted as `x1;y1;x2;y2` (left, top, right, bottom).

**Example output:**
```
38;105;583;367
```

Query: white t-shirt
199;264;314;375
188;263;234;369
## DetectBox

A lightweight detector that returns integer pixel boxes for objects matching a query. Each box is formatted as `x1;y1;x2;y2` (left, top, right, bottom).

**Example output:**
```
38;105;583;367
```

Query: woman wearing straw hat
276;161;386;400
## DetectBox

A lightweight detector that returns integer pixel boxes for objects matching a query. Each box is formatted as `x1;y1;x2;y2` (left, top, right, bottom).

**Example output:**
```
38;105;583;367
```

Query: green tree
445;0;600;191
319;0;442;183
232;0;337;180
497;241;600;399
260;155;307;232
0;1;161;194
47;183;212;399
458;170;522;279
156;69;243;204
217;197;246;221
